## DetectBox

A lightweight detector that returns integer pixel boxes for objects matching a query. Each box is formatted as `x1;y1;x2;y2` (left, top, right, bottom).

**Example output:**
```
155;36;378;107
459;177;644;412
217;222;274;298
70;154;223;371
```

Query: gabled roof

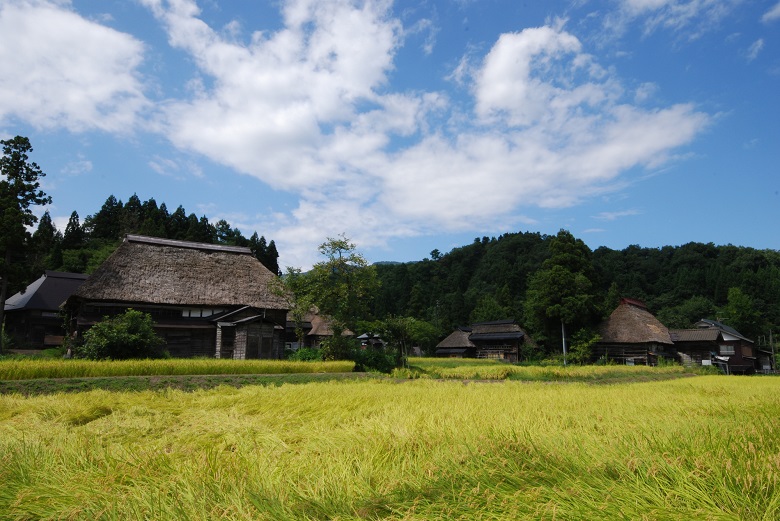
470;319;527;342
436;328;475;349
695;319;752;343
5;271;88;312
599;299;673;345
437;319;536;349
669;329;720;342
670;319;753;344
68;235;290;310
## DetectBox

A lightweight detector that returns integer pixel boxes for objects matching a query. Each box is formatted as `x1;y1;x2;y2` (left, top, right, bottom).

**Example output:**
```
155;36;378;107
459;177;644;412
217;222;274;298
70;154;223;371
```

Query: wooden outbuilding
670;319;758;374
64;235;290;359
594;298;674;365
436;319;535;362
3;271;88;349
284;306;352;350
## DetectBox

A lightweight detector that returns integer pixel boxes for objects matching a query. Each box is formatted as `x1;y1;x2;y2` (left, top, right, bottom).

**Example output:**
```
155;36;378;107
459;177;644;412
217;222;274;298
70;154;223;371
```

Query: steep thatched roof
599;299;673;345
69;235;289;309
436;328;475;349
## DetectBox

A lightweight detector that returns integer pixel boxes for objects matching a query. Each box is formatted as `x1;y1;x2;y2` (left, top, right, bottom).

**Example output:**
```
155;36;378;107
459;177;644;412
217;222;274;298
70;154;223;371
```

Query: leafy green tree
77;309;166;360
469;294;510;323
0;136;51;352
285;235;379;359
567;329;601;365
371;315;441;364
656;295;715;329
524;230;598;360
720;287;765;340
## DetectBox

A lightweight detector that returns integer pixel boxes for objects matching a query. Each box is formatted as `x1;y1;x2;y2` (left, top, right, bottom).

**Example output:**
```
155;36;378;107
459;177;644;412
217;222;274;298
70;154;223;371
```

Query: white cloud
746;38;764;61
593;209;641;221
1;0;712;269
763;2;780;22
135;3;709;268
0;0;149;132
61;158;93;176
634;82;658;103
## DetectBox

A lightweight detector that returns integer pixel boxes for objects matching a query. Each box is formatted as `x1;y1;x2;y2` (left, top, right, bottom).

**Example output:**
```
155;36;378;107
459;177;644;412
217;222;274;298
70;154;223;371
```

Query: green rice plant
0;358;355;380
1;376;779;520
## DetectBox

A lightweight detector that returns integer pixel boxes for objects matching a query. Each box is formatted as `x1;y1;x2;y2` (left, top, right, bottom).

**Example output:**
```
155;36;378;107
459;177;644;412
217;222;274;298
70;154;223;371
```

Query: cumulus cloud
0;0;149;132
134;1;709;267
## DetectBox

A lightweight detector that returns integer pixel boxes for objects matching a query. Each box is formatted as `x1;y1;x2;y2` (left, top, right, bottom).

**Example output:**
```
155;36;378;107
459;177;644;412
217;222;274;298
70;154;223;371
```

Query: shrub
351;347;395;373
287;347;324;361
76;309;167;360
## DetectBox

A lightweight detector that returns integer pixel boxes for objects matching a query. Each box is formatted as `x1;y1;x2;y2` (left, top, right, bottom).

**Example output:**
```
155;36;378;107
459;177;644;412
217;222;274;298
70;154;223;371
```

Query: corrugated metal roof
669;329;720;342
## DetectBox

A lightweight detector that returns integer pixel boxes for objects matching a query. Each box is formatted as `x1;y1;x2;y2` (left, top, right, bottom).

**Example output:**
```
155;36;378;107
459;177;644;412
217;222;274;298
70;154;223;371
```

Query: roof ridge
125;234;252;254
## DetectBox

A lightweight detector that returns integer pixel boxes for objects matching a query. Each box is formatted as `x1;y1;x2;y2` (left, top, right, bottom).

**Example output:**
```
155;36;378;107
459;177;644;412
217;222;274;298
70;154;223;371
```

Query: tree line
370;230;780;353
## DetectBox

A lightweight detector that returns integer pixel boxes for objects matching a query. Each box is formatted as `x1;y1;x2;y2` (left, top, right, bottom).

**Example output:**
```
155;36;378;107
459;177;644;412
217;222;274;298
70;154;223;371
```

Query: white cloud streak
605;0;745;39
747;38;764;61
763;2;780;22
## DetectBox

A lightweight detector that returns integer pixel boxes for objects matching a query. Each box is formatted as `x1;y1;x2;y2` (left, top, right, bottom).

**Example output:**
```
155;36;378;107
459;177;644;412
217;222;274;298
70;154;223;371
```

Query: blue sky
1;0;778;269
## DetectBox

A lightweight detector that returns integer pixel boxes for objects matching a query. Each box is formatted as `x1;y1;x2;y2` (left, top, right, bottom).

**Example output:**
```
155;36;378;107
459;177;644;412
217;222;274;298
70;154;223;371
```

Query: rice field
2;375;779;520
0;358;355;380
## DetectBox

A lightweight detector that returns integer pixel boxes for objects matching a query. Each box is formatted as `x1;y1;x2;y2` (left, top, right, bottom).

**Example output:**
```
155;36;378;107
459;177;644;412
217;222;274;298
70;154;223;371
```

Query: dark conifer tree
61;211;85;250
85;195;122;240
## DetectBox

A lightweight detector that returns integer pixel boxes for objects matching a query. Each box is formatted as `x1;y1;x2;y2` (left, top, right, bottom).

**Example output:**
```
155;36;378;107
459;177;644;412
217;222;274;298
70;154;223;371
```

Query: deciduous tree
285;235;379;359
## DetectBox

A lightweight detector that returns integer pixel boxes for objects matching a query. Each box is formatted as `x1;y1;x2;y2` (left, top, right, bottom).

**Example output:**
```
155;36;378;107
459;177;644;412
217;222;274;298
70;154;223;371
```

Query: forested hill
370;231;780;347
25;194;280;282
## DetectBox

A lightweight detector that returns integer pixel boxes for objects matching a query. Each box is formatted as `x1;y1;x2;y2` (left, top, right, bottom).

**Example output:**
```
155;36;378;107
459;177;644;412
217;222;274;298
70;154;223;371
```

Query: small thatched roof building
284;305;353;350
435;328;476;357
594;298;673;365
66;235;290;359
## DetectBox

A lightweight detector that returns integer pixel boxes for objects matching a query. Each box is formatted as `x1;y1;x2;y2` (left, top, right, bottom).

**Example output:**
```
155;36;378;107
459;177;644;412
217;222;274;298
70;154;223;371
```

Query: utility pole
561;319;567;367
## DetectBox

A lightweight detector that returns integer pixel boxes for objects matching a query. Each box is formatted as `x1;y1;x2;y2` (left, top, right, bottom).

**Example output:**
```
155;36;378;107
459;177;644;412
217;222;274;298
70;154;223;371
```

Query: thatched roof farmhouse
594;298;674;365
65;235;290;359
